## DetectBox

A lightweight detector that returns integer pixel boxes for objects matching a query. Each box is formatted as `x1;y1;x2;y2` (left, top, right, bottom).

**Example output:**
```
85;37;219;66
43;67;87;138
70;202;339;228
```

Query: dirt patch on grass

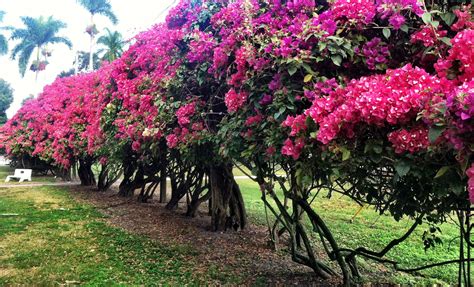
69;186;340;286
0;266;40;280
0;228;49;253
0;267;17;277
15;190;62;207
0;187;68;210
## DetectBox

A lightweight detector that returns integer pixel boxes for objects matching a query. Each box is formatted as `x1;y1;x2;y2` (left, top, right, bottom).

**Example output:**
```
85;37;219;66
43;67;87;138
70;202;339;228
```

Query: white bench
5;169;32;183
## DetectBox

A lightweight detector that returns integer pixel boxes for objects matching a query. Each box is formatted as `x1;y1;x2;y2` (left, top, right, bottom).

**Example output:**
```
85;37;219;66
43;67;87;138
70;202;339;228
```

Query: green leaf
341;147;351;161
451;182;464;196
304;74;313;83
422;12;432;25
278;106;286;116
364;143;371;154
302;63;315;74
429;126;445;143
330;168;341;182
288;66;298;76
440;12;456;26
434;166;450;179
331;55;342;66
382;28;391;39
395;160;411;177
319;42;327;51
440;37;452;46
373;145;383;154
400;24;409;33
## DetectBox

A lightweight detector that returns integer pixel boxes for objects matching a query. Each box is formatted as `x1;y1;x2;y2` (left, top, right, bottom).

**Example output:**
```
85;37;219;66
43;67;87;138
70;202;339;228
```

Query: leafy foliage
0;79;13;124
97;28;124;62
10;16;72;76
0;10;8;55
77;0;118;24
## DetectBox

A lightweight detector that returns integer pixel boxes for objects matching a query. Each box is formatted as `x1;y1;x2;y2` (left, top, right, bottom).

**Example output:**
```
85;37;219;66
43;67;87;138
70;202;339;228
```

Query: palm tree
0;11;8;55
76;51;100;71
10;16;72;79
97;28;123;62
77;0;118;71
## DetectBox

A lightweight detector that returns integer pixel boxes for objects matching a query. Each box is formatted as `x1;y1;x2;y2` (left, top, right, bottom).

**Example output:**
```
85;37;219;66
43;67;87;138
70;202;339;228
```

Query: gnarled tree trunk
78;158;96;186
186;174;210;217
119;163;143;197
210;163;247;231
56;167;72;182
98;163;122;191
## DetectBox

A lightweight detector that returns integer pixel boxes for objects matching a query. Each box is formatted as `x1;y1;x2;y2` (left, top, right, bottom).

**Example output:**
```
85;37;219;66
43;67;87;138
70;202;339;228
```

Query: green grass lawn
0;166;13;181
0;186;235;286
237;178;465;285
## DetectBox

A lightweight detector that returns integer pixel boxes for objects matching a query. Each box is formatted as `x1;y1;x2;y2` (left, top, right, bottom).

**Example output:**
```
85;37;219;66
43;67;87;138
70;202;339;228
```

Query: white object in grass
5;169;32;183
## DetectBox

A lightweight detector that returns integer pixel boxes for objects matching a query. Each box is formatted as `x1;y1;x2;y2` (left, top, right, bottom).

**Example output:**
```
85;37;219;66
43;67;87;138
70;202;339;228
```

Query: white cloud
0;0;176;118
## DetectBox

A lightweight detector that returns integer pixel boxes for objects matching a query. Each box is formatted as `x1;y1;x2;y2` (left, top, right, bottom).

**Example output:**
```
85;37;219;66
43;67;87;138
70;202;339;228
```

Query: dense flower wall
1;0;472;202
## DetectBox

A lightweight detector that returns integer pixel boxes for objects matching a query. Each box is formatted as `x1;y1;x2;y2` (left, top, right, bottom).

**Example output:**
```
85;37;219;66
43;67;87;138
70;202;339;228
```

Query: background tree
10;16;72;78
57;51;100;78
0;79;13;124
77;0;118;71
21;94;34;106
0;11;9;55
77;51;100;71
57;68;75;78
97;28;123;62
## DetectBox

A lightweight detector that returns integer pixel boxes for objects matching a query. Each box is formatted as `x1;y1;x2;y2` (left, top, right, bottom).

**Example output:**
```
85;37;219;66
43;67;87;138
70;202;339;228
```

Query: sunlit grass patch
0;186;231;286
237;178;462;285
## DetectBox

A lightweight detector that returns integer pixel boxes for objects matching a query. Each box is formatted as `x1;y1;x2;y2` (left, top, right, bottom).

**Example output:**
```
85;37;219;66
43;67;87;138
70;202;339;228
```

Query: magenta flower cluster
303;64;449;145
387;125;430;154
358;37;390;70
225;88;249;113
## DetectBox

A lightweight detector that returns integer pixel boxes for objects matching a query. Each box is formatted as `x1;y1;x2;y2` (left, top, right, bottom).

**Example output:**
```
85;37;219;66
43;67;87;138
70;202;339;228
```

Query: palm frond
10;28;29;41
49;36;72;48
17;45;35;77
10;40;34;59
0;34;7;54
97;9;118;24
77;0;118;24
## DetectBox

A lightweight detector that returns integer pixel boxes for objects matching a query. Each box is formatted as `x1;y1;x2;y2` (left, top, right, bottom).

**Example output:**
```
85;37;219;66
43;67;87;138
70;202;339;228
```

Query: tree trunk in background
186;189;210;218
118;164;143;197
159;163;167;203
165;182;185;210
71;162;78;181
59;168;72;182
35;45;40;81
78;158;96;186
119;158;135;196
98;164;122;192
97;165;108;191
210;164;247;231
88;14;95;71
